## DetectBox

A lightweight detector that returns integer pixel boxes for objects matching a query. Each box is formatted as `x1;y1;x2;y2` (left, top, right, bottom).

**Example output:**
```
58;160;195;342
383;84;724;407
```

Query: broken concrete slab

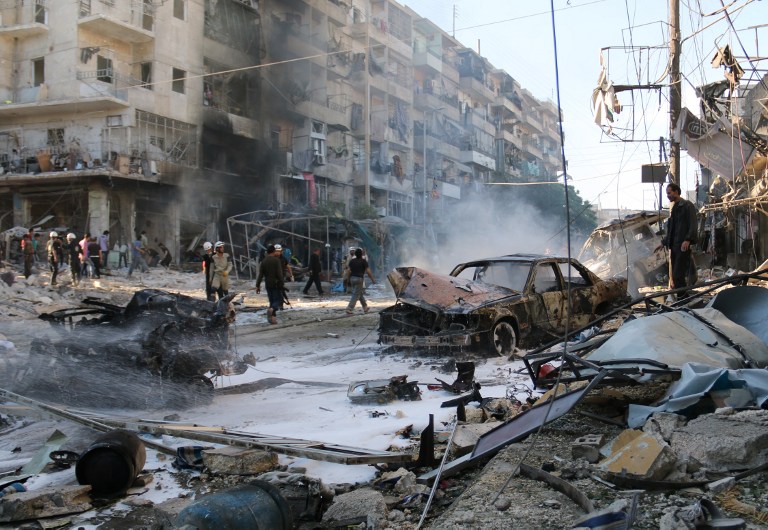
452;422;502;456
321;488;387;528
642;412;686;442
669;410;768;471
571;434;605;464
0;484;91;522
599;428;643;458
202;446;278;475
599;431;676;480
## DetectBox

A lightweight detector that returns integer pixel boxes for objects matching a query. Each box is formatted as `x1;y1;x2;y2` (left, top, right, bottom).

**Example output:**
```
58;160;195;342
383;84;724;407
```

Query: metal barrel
75;429;146;496
175;480;293;530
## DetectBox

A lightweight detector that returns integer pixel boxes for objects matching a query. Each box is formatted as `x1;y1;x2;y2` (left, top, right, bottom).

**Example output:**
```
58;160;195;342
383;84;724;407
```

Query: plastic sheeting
628;362;768;427
708;285;768;346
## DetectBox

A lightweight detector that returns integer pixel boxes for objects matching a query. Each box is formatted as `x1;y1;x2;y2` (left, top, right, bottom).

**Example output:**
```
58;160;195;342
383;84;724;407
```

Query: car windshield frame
450;260;532;293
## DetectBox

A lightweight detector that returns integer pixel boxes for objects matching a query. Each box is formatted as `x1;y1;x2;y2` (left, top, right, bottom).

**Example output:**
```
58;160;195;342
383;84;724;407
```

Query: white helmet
214;241;225;249
67;233;76;240
203;242;212;251
49;231;58;238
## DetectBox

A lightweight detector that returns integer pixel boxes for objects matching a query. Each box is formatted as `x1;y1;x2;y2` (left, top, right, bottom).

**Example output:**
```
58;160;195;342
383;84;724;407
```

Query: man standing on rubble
345;248;376;315
21;233;35;278
302;248;324;296
201;241;214;301
256;244;283;325
210;241;233;301
65;233;82;286
659;182;697;297
46;232;62;286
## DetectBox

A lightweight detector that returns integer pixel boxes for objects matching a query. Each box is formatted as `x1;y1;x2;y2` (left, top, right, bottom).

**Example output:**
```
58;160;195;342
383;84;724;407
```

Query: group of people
21;230;110;286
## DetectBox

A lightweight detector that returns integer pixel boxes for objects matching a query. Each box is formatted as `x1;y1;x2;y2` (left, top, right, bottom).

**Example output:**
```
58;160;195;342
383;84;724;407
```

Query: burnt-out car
379;254;629;356
10;289;238;408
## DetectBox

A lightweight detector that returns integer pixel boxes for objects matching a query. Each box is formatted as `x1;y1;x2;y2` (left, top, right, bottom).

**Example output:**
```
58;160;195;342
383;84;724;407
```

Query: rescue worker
210;241;233;301
65;233;83;286
202;241;214;301
256;244;283;325
46;231;63;286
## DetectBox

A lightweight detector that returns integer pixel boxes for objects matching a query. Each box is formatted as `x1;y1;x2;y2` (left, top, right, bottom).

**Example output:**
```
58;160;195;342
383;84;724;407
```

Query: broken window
533;263;560;294
173;0;185;20
140;62;152;89
135;110;197;167
47;128;65;151
388;192;411;221
172;68;186;94
558;262;592;287
32;57;44;86
34;0;47;23
96;55;113;83
311;121;327;165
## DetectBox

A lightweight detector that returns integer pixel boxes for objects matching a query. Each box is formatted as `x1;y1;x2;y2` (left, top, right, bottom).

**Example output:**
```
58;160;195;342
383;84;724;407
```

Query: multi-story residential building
0;0;563;264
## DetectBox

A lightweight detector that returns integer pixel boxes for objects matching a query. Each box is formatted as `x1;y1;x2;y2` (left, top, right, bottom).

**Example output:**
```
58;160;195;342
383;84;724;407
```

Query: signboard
641;163;669;184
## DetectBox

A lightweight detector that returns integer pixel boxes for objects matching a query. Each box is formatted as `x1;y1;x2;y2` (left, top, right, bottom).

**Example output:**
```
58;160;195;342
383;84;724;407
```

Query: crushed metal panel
585;308;768;369
707;285;768;346
471;371;607;460
387;266;517;312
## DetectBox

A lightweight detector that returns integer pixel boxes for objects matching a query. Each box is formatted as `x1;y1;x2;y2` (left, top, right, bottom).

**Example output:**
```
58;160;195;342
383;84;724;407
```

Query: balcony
460;149;496;171
78;12;154;44
0;1;49;39
523;141;543;160
413;49;442;75
469;111;496;136
524;111;543;133
434;179;461;199
494;94;520;115
459;76;495;102
0;82;130;123
413;91;443;111
497;129;522;150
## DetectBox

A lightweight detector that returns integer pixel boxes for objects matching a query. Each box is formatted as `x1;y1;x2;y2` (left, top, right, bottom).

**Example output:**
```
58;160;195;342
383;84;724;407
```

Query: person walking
22;233;35;278
201;241;214;301
658;182;698;299
210;241;233;301
345;248;376;314
79;232;91;278
99;230;110;270
87;236;102;278
127;237;149;277
302;248;324;296
256;244;283;325
65;233;83;286
46;232;63;285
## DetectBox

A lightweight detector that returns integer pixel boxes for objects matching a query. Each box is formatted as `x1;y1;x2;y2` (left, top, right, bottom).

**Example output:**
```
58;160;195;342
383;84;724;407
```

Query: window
172;68;185;94
47;128;65;148
34;1;47;23
106;115;123;127
140;62;152;89
32;58;44;86
173;0;185;19
97;56;113;83
533;263;560;294
310;120;326;165
387;192;411;222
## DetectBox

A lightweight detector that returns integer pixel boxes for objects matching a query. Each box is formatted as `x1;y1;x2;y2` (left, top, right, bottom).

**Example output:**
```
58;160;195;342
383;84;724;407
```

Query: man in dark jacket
302;248;324;296
660;182;697;297
256;245;284;324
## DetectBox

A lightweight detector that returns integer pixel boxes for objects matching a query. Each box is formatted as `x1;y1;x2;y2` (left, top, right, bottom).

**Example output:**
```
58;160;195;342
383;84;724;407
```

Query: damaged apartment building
0;0;563;262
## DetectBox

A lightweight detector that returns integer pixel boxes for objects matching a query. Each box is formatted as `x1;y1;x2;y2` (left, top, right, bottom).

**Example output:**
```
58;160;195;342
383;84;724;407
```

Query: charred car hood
387;267;520;313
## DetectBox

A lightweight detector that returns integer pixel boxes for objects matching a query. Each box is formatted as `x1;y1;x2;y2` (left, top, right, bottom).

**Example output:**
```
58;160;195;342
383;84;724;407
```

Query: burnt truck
578;211;670;295
10;289;238;408
379;254;628;357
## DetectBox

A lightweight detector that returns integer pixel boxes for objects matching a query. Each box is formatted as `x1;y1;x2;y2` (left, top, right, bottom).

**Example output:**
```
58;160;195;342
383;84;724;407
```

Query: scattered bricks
202;446;278;475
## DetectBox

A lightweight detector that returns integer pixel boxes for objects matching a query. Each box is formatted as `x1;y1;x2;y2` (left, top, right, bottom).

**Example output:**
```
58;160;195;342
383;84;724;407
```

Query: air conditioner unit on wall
376;206;387;217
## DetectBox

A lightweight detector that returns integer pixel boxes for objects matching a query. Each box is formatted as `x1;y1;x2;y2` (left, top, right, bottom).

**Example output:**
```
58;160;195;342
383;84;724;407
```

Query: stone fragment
0;485;91;522
642;413;685;442
452;422;502;456
202;446;278;475
598;432;676;479
494;497;511;511
462;407;486;424
706;477;735;495
321;488;387;528
600;428;643;457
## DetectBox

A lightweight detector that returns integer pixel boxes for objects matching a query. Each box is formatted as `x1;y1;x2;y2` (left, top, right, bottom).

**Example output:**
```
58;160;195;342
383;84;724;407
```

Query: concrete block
202;446;278;475
0;485;91;522
598;432;676;480
706;477;735;495
463;407;486;424
572;444;600;464
452;422;502;456
643;412;686;442
600;429;643;457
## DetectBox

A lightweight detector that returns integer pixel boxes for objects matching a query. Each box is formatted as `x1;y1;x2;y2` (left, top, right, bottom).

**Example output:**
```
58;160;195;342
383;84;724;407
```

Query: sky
400;0;766;212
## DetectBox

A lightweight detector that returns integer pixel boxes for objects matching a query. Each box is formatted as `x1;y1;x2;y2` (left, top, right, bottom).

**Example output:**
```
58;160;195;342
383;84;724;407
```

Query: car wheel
489;320;519;357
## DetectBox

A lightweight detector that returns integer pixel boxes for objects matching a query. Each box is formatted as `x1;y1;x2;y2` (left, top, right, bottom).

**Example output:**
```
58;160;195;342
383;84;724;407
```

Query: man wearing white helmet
65;233;82;286
46;232;63;286
210;241;233;300
202;241;214;301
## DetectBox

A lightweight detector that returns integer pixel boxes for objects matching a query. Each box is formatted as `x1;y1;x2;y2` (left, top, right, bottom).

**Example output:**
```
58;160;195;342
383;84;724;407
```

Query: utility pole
668;0;681;185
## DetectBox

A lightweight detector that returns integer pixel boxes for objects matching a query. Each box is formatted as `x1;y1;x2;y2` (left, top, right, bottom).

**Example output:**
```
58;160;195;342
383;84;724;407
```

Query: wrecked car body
379;254;629;356
9;289;237;408
579;211;669;295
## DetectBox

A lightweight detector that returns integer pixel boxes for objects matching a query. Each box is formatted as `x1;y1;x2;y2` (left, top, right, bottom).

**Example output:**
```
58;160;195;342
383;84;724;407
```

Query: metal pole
668;0;681;185
423;110;428;246
417;418;458;529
